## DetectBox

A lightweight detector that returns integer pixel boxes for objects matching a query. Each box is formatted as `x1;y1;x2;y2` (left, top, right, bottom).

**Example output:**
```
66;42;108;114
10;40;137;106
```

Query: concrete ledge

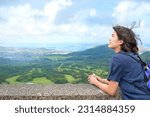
0;84;121;100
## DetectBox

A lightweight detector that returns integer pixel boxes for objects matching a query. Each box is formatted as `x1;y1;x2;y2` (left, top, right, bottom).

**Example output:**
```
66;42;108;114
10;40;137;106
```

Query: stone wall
0;84;121;100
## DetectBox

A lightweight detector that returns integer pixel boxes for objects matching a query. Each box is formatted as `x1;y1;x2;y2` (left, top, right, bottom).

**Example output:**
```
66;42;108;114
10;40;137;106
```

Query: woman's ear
119;40;124;45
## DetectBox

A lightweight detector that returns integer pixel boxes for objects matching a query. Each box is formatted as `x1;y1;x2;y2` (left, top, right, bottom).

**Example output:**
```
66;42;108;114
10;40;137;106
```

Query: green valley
0;44;150;84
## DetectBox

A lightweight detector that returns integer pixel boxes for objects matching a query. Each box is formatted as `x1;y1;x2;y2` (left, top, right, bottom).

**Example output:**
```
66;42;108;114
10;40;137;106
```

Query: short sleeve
108;56;124;83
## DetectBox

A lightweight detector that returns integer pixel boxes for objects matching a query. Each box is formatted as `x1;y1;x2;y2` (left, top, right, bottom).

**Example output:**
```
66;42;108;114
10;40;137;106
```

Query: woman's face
108;31;123;53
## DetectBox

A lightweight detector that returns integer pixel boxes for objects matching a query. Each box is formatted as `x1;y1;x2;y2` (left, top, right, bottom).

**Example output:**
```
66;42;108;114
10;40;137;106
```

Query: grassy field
45;55;72;60
5;76;22;84
32;77;54;84
65;75;81;83
5;76;54;84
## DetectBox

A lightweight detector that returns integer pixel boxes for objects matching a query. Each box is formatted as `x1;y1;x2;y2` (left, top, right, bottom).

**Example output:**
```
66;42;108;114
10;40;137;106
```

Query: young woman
88;25;150;100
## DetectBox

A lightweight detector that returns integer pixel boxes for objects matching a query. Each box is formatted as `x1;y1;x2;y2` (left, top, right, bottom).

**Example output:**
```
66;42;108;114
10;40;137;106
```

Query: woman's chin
108;44;111;48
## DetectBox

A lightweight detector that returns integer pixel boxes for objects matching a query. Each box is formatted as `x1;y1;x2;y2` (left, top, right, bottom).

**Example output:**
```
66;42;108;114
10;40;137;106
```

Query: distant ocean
2;42;149;52
1;43;102;52
46;43;101;51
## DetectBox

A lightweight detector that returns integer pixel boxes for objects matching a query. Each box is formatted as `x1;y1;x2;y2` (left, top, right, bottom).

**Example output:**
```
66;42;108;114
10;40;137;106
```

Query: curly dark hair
113;25;141;53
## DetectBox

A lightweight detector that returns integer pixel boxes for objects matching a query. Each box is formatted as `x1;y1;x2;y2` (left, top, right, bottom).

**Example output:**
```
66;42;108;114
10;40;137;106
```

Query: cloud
70;8;99;24
0;16;7;22
0;0;110;46
0;4;42;35
0;0;150;47
43;0;72;23
112;0;150;25
112;0;150;44
0;0;76;36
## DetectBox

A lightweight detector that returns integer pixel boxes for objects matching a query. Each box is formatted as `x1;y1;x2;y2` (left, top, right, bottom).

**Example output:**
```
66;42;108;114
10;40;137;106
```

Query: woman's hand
88;74;98;84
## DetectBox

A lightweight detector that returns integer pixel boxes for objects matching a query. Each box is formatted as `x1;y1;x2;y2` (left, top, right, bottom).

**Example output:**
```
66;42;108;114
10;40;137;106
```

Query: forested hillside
141;51;150;62
0;45;149;84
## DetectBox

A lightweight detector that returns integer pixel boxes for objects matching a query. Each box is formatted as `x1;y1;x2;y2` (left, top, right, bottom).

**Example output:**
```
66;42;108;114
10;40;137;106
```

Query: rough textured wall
0;84;121;100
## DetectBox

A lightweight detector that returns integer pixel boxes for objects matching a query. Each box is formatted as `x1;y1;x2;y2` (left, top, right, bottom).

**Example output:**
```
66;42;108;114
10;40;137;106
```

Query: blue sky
0;0;150;47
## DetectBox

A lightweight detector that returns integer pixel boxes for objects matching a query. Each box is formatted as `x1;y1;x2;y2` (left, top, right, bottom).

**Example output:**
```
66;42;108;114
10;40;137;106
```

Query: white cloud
0;0;109;46
0;0;74;44
44;0;72;23
1;0;149;47
71;8;97;24
112;0;150;44
90;9;97;17
113;1;150;25
0;4;44;35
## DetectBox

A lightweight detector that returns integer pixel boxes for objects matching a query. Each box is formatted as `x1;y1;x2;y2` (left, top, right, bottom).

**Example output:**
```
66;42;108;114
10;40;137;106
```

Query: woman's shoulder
112;51;135;63
113;51;127;59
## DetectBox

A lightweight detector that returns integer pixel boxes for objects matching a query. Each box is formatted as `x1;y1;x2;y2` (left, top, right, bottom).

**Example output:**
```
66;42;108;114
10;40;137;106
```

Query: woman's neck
113;47;121;53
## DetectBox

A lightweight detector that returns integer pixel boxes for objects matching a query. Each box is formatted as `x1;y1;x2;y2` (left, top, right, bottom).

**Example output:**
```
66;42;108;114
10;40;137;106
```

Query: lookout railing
0;84;121;100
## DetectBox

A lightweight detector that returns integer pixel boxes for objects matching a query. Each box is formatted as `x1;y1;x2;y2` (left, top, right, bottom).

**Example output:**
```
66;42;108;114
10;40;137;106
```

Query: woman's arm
96;76;109;84
88;75;118;96
89;74;109;84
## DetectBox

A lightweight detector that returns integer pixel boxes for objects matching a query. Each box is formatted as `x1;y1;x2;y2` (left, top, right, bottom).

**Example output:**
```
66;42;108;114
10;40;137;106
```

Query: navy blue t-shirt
108;51;150;100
